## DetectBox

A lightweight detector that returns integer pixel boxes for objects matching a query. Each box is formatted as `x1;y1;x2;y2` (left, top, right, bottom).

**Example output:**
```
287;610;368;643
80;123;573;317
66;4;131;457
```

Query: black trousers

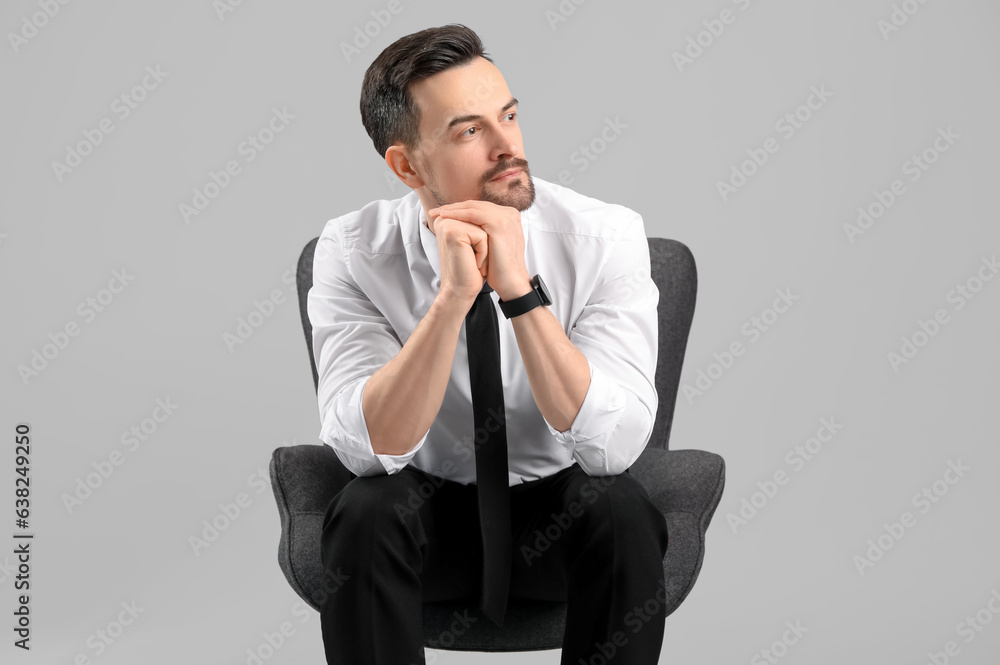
319;462;670;664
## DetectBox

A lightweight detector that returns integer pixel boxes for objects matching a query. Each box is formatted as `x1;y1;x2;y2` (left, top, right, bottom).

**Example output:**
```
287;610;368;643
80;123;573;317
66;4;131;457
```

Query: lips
492;168;521;181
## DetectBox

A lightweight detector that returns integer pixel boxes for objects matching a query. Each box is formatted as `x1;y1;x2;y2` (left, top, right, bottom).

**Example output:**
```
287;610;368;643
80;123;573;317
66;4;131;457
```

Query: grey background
2;0;999;662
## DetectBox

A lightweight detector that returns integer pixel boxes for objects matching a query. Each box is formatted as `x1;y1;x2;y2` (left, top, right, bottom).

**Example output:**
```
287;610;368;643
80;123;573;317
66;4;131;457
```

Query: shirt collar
414;195;442;280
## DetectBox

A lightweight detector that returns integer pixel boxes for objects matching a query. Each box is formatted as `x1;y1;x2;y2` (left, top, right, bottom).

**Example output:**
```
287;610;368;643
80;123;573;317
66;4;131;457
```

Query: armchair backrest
295;236;697;452
646;238;698;451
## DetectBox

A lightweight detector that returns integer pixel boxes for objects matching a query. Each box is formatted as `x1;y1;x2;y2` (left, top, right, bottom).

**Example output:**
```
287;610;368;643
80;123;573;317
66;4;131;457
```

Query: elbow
576;396;654;477
324;442;387;478
369;433;419;457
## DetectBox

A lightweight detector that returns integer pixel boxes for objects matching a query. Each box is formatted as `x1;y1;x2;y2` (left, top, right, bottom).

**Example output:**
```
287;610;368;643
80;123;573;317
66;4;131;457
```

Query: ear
385;144;426;189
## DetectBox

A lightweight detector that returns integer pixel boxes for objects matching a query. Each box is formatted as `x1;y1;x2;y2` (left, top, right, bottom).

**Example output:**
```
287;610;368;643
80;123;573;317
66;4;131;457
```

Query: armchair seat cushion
269;443;725;650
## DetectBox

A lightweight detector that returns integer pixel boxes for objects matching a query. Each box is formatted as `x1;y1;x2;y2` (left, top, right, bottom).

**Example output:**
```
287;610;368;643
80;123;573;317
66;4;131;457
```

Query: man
309;23;668;664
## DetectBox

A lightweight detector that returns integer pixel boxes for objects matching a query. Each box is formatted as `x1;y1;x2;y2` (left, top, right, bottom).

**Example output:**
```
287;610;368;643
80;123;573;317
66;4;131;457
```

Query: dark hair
360;24;493;158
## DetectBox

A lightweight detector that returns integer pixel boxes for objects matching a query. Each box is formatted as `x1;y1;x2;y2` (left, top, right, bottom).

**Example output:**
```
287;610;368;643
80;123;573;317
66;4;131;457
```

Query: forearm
362;296;467;455
510;304;591;432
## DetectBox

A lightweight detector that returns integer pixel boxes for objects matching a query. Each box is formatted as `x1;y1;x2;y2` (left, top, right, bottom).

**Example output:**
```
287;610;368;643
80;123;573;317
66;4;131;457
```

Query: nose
490;126;520;163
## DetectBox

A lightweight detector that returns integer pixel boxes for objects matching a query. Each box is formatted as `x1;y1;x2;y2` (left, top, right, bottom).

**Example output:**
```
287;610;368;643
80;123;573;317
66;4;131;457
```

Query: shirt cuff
319;375;429;477
543;359;631;472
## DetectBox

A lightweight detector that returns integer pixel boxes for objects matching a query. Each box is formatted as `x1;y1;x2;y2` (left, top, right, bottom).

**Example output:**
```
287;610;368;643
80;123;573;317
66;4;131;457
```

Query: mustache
482;158;529;185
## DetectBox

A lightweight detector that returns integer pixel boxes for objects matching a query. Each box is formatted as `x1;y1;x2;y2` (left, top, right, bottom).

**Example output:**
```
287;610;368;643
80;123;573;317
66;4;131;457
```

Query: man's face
406;56;534;213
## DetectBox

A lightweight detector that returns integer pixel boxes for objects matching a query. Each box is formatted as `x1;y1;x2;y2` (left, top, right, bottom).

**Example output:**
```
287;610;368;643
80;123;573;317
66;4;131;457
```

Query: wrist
498;274;552;319
498;275;534;302
432;290;475;320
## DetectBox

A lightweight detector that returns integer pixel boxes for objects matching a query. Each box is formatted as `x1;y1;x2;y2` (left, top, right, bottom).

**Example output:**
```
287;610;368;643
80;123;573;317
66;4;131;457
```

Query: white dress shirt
307;176;659;486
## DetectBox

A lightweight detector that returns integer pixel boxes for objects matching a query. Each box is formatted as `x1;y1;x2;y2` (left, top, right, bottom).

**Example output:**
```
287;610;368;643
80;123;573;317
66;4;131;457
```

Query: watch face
536;275;552;305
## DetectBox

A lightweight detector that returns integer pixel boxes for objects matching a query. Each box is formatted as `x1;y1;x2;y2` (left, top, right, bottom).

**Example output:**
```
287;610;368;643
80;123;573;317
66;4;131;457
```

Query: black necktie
465;280;511;627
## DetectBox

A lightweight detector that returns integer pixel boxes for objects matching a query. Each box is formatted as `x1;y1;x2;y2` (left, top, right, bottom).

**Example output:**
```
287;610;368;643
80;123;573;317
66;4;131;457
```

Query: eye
462;126;477;136
505;112;517;121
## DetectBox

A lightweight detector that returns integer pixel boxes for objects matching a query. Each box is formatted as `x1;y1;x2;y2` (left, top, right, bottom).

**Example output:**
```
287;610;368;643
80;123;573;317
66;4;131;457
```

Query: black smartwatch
498;274;552;319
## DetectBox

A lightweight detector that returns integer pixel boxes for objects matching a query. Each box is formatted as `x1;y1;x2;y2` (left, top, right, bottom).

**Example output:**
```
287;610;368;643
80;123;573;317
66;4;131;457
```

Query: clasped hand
427;200;532;304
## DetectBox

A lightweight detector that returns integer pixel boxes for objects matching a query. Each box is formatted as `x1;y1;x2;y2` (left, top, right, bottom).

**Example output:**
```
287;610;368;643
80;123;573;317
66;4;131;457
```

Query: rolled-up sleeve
542;212;659;476
307;224;428;476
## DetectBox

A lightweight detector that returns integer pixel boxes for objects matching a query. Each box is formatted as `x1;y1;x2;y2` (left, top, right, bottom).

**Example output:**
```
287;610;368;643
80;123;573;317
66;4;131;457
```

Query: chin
483;177;535;211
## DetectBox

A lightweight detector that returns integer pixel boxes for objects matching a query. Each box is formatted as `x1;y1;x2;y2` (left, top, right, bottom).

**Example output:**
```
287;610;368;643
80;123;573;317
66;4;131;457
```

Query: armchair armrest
270;444;354;609
629;447;726;616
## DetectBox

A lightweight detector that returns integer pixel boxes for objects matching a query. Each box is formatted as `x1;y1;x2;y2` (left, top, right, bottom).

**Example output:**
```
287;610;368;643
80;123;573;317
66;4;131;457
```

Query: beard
479;158;535;211
427;158;536;212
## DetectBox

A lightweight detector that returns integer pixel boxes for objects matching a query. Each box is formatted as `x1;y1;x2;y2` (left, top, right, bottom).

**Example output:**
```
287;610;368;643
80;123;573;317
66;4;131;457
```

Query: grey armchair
269;236;725;651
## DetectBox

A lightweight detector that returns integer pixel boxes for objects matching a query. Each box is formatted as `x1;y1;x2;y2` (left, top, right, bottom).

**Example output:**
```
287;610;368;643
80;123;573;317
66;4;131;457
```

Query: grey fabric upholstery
270;235;725;651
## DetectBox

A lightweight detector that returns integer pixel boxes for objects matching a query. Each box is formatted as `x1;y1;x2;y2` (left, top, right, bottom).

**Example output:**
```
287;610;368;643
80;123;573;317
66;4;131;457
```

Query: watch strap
498;275;547;319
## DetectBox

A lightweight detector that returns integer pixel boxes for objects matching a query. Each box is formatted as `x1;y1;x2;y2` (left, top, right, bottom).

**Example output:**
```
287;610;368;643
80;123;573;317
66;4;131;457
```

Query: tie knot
480;281;493;295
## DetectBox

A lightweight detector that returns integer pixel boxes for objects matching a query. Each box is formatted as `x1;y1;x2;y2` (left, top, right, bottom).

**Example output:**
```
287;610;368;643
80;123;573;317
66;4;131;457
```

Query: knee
613;474;669;555
567;474;668;555
322;473;425;546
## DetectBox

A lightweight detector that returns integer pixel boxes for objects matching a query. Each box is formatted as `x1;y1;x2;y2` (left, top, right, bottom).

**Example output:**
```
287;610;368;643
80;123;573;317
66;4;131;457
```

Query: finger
429;201;488;216
432;206;488;227
472;230;488;269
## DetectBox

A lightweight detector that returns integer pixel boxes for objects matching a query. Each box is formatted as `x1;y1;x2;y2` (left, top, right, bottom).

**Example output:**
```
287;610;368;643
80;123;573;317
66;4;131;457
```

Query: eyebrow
445;97;518;130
